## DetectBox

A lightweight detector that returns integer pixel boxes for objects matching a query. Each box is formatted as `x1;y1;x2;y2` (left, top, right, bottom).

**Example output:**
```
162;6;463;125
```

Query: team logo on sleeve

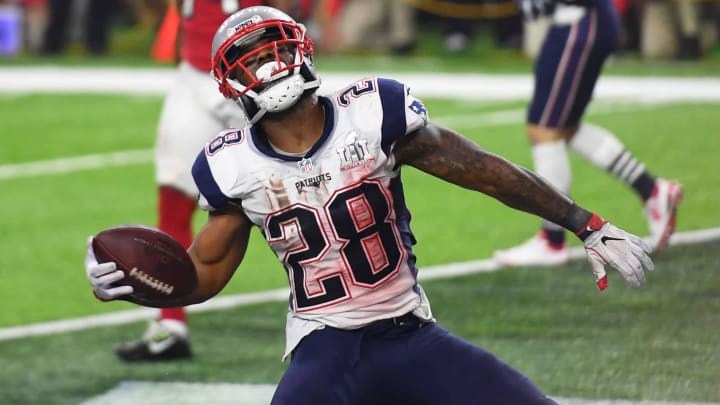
409;99;428;124
337;131;375;171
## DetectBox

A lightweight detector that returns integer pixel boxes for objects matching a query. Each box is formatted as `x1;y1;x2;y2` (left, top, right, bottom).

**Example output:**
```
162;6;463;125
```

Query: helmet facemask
212;17;320;124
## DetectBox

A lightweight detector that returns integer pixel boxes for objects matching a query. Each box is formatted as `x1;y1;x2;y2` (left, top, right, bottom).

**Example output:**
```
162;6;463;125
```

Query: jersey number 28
266;180;405;311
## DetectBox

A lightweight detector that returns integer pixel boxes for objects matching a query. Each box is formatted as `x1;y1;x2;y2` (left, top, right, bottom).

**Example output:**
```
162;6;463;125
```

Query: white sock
570;123;645;184
532;140;571;231
159;319;189;338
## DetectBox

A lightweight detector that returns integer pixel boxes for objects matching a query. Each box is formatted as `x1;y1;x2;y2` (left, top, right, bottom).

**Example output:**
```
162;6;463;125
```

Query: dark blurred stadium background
0;0;718;65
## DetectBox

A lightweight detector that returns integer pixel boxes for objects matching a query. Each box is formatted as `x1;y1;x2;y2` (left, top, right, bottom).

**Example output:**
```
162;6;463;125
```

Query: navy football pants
528;0;620;128
271;318;557;405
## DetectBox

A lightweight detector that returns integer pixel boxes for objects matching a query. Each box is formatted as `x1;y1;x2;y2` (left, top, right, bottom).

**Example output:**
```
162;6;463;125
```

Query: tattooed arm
393;123;591;233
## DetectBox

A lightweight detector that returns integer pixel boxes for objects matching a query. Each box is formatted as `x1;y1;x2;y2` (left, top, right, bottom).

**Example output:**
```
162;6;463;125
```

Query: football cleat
644;178;683;253
493;231;570;267
115;320;192;362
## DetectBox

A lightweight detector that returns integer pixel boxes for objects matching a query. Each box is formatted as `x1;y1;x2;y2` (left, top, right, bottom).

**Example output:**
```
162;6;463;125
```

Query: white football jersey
192;77;435;357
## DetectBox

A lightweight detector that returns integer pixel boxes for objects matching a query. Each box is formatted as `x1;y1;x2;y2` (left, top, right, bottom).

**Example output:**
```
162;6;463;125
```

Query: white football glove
85;237;134;301
580;215;655;291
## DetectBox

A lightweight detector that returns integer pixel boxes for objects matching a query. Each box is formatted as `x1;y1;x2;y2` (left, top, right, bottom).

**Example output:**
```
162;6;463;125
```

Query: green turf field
0;240;719;404
1;76;719;402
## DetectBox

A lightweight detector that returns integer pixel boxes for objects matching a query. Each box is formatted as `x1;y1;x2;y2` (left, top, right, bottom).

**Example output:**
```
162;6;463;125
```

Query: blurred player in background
41;0;120;56
494;0;683;267
88;7;655;402
115;0;294;362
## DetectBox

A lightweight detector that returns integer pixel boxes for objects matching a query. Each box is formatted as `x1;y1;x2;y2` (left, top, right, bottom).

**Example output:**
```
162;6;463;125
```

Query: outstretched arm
393;123;654;290
394;123;591;232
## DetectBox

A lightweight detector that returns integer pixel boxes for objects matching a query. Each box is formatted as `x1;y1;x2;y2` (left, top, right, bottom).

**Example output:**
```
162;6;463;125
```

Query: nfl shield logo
298;158;313;173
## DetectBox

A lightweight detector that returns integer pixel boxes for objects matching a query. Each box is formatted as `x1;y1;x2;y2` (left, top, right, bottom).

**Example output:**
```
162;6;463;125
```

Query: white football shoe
493;231;570;267
644;178;683;252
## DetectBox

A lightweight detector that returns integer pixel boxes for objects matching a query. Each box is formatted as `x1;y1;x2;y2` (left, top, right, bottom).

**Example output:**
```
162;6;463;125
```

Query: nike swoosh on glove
576;214;655;291
85;236;134;301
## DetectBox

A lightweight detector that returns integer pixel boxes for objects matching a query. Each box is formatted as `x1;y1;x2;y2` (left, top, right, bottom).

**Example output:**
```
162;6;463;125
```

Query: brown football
92;225;197;307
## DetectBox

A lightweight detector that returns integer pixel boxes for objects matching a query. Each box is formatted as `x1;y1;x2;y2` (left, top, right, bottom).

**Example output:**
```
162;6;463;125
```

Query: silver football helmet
211;6;320;124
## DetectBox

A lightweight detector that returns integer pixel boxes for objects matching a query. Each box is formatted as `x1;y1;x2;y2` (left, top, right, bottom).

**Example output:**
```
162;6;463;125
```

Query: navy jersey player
85;6;655;404
494;0;683;267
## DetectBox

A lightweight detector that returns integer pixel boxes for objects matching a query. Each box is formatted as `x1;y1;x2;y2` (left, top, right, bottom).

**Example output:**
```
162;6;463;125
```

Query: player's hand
578;214;655;291
85;237;133;301
519;0;554;20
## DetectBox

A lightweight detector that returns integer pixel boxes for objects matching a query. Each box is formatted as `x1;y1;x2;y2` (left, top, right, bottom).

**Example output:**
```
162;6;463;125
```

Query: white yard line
81;381;720;405
2;67;720;102
0;149;153;180
432;102;661;128
1;226;719;342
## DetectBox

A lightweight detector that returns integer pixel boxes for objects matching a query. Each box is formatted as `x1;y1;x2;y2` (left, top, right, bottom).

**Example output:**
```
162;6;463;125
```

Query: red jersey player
115;0;279;362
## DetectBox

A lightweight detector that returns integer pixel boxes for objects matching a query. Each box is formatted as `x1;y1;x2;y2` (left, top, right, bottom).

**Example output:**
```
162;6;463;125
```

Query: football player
494;0;683;267
87;6;655;403
116;0;284;362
